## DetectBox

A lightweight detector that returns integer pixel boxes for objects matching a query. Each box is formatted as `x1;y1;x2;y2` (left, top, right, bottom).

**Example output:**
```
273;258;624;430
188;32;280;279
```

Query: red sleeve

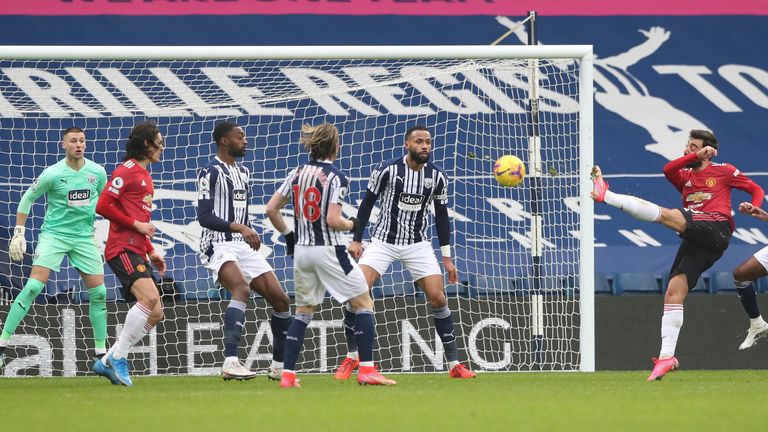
663;153;698;192
729;166;765;208
96;191;136;228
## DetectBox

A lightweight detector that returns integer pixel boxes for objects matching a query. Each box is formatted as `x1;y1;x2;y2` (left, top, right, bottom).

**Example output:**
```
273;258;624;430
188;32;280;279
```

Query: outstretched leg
591;166;688;233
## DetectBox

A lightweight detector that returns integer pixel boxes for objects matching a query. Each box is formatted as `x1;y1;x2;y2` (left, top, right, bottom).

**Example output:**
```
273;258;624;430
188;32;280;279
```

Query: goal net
0;45;594;377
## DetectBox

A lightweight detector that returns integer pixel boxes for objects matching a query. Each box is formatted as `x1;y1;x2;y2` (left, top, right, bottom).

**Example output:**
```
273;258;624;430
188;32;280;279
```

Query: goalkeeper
0;127;108;371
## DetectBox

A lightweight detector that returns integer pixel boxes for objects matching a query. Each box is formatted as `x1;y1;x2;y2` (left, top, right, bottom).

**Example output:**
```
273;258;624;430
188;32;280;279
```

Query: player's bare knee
271;292;290;313
296;305;316;315
427;291;447;309
349;293;373;311
229;284;250;302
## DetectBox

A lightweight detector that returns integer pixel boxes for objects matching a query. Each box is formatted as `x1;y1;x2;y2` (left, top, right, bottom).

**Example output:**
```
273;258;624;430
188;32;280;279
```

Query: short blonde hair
301;122;339;161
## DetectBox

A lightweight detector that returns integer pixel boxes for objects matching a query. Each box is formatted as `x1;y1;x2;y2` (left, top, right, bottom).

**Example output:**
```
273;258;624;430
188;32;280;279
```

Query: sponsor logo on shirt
398;192;425;211
233;189;247;209
685;191;712;204
68;189;91;207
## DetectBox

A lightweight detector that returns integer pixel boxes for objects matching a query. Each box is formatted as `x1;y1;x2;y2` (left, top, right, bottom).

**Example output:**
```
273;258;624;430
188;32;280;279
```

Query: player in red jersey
591;130;764;381
92;122;167;386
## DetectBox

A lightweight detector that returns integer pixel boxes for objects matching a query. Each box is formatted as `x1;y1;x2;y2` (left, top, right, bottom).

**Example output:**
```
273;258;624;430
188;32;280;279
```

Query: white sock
112;302;152;360
271;360;284;369
660;304;684;358
750;316;766;328
604;190;661;222
346;351;359;360
448;360;460;370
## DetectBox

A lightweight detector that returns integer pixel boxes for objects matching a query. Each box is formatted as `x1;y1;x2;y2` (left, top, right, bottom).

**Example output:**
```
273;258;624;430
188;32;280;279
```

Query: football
493;155;526;187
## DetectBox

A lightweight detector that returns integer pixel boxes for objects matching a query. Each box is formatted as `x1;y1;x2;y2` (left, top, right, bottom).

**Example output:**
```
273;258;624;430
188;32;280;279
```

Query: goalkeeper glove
283;231;295;257
9;225;26;262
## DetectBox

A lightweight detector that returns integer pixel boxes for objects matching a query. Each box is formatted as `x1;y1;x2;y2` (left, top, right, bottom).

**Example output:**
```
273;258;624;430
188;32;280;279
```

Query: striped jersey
277;160;349;246
197;156;251;257
367;156;448;245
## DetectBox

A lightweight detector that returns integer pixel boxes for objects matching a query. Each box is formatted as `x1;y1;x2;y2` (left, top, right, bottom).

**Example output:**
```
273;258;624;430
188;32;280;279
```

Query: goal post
0;44;594;376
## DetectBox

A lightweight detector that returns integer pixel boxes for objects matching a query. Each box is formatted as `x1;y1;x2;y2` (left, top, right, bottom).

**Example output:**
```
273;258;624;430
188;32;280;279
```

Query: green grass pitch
2;371;768;432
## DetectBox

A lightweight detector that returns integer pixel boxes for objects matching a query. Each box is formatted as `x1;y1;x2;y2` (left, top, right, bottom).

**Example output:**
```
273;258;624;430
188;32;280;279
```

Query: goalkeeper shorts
32;232;104;275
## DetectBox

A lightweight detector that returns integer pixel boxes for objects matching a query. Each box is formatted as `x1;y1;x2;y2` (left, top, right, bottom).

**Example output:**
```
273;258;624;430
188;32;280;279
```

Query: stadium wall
597;295;768;370
3;294;765;375
0;297;576;376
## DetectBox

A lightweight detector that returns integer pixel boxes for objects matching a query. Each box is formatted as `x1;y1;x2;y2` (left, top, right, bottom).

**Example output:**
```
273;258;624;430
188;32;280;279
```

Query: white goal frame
0;44;594;373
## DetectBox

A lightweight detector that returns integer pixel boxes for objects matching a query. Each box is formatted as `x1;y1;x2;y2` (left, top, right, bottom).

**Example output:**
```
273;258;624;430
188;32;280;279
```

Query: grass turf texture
2;371;768;431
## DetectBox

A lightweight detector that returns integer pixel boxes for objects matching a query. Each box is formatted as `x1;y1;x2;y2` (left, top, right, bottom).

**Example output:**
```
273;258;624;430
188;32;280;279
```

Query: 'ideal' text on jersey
24;158;107;238
367;156;448;245
197;156;251;257
278;160;349;247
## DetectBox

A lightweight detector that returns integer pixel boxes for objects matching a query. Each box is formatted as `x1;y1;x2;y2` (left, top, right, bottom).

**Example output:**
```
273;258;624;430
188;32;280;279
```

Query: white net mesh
0;52;584;376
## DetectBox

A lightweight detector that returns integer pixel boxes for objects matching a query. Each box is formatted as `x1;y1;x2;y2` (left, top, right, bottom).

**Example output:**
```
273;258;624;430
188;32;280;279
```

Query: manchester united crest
705;177;717;188
136;264;147;273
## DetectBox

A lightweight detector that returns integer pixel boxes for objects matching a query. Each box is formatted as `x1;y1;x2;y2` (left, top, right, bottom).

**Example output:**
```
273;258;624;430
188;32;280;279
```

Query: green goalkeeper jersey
18;158;107;238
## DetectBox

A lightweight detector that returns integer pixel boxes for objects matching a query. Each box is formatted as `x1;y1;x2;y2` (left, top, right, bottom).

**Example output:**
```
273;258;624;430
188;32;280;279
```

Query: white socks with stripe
111;302;153;360
659;304;684;359
603;190;662;222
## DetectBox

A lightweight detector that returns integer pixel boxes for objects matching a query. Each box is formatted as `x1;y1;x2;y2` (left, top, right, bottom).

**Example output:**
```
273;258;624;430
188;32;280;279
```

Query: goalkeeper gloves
9;225;26;262
283;231;295;257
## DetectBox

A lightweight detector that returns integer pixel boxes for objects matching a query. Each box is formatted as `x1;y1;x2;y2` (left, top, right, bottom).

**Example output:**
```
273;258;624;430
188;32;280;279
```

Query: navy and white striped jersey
368;156;448;245
277;160;349;247
197;156;251;258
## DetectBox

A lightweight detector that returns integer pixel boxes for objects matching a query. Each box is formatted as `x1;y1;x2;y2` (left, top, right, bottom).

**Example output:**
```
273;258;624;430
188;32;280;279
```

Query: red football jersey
100;159;155;260
663;152;764;229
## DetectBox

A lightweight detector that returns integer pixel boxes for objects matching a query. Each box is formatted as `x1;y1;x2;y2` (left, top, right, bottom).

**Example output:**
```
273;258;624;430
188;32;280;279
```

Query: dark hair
61;127;83;141
125;121;161;161
213;121;239;145
301;123;339;161
689;129;718;149
405;125;430;141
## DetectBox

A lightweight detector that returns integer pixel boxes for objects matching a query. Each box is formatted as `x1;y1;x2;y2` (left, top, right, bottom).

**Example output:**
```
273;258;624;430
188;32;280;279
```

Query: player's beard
230;146;246;158
409;148;430;164
686;159;703;169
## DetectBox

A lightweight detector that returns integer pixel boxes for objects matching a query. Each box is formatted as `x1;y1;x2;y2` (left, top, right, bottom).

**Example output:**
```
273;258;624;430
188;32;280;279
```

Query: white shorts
201;241;274;285
754;246;768;272
294;245;368;306
359;239;441;282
